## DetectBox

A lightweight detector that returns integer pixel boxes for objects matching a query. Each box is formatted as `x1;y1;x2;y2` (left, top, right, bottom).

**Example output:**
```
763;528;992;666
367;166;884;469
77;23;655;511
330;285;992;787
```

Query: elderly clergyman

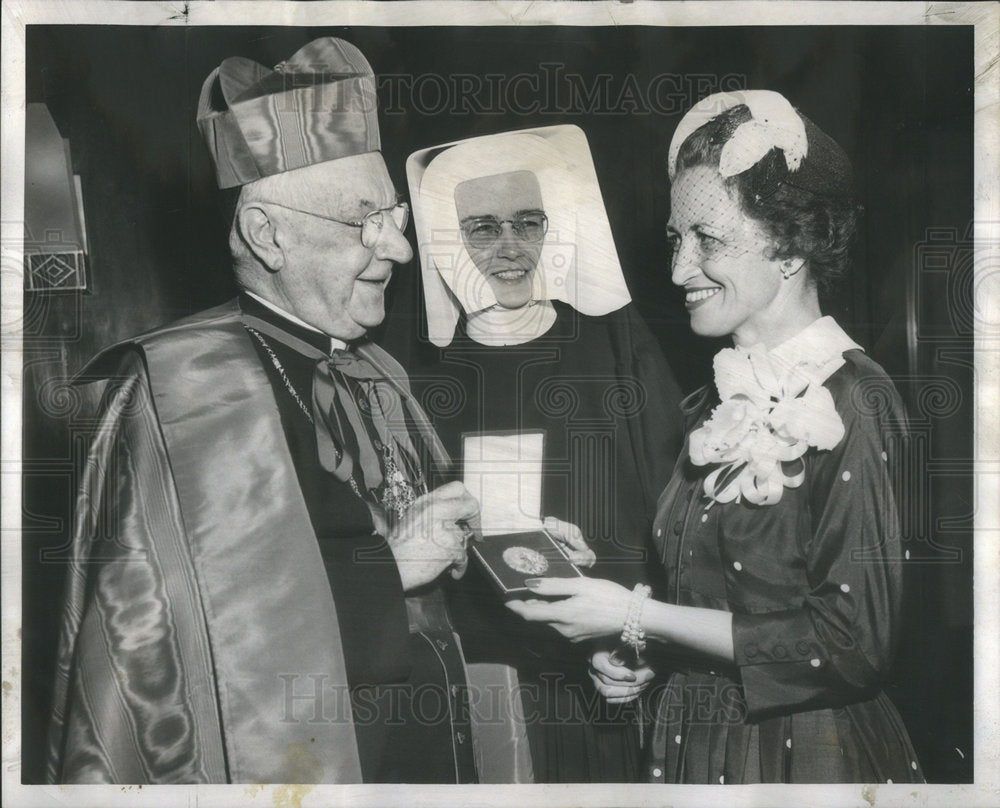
45;38;482;784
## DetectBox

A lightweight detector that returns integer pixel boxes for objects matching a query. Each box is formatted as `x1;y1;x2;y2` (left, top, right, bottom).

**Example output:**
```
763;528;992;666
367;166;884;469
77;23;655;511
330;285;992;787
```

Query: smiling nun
393;125;685;783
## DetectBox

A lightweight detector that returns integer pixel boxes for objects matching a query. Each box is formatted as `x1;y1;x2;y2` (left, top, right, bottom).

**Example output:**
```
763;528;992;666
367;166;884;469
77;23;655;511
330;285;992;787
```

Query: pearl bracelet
620;583;651;655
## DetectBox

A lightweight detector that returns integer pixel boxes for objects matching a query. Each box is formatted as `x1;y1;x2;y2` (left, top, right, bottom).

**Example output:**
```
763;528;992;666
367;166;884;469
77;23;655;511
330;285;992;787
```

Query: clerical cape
45;300;473;783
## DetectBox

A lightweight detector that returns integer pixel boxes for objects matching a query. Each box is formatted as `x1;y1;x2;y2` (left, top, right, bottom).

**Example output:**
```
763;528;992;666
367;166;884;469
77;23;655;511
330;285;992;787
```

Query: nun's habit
385;126;685;782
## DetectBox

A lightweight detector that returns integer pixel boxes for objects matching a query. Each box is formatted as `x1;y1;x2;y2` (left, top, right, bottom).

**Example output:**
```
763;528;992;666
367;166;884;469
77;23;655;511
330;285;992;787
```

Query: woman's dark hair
675;104;861;296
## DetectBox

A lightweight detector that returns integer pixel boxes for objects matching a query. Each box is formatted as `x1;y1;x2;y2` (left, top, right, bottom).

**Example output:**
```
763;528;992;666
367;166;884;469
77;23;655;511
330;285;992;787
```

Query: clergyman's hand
543;516;596;568
387;481;481;591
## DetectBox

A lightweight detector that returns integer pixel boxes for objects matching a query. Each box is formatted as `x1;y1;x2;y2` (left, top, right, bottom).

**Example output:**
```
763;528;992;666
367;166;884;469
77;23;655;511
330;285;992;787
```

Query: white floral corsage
688;345;845;506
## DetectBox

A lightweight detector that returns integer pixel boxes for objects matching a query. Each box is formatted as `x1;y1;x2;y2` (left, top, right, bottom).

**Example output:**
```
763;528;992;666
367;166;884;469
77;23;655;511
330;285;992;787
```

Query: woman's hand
589;648;655;704
543;516;596;567
505;577;632;642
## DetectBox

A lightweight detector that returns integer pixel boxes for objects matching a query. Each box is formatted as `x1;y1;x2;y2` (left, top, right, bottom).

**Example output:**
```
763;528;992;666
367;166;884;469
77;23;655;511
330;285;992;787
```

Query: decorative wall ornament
24;103;88;291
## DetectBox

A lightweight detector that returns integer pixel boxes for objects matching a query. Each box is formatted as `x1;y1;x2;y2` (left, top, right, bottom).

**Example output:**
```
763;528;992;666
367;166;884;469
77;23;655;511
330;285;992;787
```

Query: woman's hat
667;90;853;199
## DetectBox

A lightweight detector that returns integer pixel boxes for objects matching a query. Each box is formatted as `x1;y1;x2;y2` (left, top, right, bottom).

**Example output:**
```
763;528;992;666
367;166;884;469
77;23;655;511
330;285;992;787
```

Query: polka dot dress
646;351;924;784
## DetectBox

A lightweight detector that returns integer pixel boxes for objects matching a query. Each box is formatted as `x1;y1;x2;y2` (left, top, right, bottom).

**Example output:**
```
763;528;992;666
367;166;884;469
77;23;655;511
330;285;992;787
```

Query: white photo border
2;2;997;806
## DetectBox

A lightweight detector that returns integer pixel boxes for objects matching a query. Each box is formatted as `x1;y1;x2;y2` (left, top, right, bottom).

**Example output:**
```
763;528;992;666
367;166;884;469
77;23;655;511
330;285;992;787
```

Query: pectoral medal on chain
245;325;363;498
376;438;419;520
245;324;425;518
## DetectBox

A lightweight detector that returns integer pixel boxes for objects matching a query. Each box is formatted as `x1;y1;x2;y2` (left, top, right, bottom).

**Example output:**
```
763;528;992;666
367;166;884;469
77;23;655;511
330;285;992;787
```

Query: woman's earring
780;259;800;280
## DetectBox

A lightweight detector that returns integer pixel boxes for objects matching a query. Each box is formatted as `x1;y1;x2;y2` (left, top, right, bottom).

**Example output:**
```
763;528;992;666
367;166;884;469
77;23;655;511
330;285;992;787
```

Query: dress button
652;767;662;778
795;641;810;656
810;658;822;667
842;470;852;482
733;561;742;571
700;513;709;523
773;643;787;659
656;528;662;538
840;583;851;593
674;734;682;744
744;642;758;658
673;520;684;535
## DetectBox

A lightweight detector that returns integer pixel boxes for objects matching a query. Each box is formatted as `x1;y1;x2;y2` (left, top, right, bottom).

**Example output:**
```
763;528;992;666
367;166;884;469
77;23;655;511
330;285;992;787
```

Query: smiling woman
505;91;925;784
668;164;793;344
454;170;547;310
394;125;685;783
667;99;860;354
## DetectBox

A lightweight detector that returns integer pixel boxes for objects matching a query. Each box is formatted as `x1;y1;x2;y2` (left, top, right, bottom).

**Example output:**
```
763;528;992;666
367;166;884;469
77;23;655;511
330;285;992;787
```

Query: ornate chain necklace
246;326;313;423
245;325;363;499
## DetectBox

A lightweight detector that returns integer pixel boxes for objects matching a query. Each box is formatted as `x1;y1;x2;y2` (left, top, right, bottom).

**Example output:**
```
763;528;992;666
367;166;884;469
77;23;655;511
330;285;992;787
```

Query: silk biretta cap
197;38;380;189
407;125;632;347
667;90;854;199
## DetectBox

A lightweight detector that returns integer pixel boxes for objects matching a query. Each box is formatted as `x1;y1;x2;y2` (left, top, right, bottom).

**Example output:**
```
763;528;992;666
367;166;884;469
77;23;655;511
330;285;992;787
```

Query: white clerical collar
245;291;348;352
766;316;864;386
465;300;557;346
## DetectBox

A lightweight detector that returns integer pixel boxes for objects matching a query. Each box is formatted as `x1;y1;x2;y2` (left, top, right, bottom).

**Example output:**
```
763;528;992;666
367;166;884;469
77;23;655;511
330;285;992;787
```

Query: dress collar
764;315;864;387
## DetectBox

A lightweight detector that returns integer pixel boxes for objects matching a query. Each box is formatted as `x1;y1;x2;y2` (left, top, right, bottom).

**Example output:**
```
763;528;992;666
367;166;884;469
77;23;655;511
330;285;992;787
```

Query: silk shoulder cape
46;301;425;783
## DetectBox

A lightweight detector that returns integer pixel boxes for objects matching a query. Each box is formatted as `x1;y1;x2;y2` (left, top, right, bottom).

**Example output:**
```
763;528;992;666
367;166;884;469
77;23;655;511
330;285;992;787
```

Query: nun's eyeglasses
260;200;409;248
460;212;548;247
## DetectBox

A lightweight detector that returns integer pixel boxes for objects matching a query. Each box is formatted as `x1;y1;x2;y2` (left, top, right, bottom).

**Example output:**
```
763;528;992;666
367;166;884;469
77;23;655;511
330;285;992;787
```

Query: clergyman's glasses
261;200;409;248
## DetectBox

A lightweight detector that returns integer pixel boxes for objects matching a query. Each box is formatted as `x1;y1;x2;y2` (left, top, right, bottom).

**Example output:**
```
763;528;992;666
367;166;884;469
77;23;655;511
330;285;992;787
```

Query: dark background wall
22;24;974;783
